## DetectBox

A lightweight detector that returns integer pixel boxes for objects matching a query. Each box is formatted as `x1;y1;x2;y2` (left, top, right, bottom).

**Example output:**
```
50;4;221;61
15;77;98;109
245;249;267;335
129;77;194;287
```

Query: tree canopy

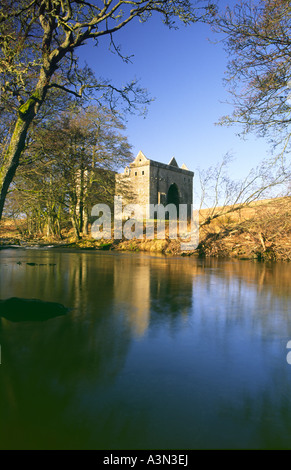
7;104;133;239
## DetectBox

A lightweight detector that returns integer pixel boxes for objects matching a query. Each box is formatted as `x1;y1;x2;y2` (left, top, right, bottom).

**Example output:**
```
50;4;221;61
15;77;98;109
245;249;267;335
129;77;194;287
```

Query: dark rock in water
0;297;68;322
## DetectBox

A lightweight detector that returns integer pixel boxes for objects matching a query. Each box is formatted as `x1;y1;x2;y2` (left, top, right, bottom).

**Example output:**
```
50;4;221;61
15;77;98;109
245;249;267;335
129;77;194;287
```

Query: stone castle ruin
115;150;194;217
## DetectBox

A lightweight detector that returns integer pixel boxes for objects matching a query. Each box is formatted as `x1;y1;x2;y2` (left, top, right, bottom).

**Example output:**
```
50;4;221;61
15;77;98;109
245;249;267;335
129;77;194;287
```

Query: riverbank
1;228;290;261
1;197;290;261
0;233;290;261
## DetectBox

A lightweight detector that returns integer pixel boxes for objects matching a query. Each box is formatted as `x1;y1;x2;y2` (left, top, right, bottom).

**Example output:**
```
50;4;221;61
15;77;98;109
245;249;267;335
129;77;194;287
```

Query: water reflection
0;249;290;449
114;256;151;337
113;255;194;337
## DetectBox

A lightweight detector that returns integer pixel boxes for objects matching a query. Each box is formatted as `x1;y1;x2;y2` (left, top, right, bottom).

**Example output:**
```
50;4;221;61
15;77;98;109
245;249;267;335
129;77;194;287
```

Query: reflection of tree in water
0;251;132;449
149;261;194;324
201;257;291;299
193;257;291;341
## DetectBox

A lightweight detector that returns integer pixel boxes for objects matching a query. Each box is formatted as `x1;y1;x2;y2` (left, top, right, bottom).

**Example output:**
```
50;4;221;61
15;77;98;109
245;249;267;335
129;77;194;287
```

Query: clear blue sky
79;12;271;190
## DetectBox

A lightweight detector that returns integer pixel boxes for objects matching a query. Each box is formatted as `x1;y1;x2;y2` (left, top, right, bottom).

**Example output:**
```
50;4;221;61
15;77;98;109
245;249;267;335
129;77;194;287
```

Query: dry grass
0;218;24;243
1;197;290;260
198;196;291;261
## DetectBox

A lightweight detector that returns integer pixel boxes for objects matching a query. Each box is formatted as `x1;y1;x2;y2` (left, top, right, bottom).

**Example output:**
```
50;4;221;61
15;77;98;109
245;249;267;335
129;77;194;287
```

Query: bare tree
211;1;291;153
11;104;133;239
197;153;290;228
0;0;215;220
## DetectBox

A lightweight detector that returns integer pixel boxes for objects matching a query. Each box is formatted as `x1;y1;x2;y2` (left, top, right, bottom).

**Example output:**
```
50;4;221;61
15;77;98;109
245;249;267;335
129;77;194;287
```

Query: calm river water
0;248;290;449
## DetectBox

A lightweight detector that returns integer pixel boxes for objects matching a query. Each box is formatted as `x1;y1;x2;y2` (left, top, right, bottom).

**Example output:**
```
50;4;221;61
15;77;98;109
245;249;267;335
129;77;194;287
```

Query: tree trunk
71;214;81;240
0;75;48;220
0;117;31;220
82;208;89;236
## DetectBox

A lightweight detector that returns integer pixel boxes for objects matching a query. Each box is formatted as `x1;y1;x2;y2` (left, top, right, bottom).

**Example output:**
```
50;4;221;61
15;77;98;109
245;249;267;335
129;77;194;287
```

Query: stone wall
115;151;194;217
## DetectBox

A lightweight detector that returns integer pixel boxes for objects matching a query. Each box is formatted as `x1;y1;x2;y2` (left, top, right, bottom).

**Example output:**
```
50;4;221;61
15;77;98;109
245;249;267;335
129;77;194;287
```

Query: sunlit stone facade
115;150;194;217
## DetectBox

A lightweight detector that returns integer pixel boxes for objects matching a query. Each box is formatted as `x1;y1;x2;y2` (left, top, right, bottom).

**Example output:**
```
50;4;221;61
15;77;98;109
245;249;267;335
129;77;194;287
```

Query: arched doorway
167;183;180;216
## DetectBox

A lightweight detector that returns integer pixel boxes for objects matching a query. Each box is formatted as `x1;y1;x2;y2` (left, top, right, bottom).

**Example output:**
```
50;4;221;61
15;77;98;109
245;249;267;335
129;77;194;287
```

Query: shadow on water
0;297;69;322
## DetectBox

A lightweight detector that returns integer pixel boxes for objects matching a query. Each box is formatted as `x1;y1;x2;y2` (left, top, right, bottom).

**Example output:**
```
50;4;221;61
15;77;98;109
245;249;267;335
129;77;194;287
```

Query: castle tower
115;151;194;217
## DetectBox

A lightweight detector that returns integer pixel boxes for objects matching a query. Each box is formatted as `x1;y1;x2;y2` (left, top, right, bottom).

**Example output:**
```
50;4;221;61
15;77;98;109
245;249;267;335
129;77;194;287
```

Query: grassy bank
1;197;290;261
198;196;291;261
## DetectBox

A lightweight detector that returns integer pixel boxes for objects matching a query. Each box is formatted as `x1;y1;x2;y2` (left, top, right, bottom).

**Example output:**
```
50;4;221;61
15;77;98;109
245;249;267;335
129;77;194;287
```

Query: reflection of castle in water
113;257;151;337
113;255;195;337
113;255;291;338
